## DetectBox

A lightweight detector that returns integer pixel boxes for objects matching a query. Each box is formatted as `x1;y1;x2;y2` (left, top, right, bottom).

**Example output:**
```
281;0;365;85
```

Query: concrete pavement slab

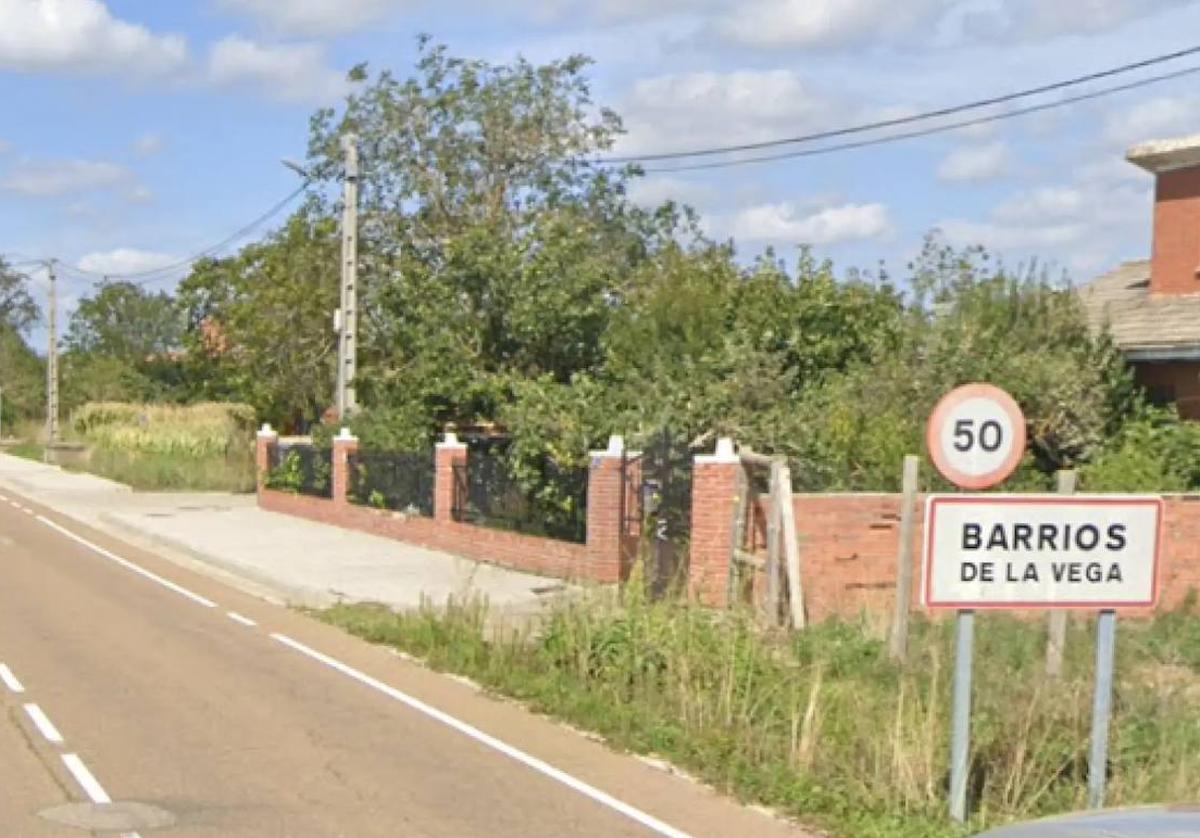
0;453;569;618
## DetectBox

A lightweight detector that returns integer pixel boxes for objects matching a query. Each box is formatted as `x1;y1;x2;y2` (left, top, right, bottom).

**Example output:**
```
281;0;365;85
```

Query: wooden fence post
778;463;805;630
888;455;919;662
1046;469;1077;678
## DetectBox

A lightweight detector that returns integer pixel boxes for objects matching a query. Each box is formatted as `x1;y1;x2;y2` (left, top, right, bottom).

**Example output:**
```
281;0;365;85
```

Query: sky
6;0;1200;347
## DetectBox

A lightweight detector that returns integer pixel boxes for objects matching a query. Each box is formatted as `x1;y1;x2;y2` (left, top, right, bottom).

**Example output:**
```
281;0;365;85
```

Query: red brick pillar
587;435;630;584
689;437;740;607
332;428;359;506
435;433;467;523
255;423;278;495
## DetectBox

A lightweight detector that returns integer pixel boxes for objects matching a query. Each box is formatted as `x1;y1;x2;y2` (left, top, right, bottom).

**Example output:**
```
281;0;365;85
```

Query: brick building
1081;134;1200;419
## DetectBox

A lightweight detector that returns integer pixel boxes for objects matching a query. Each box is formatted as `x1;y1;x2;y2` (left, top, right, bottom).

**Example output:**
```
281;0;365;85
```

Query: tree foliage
83;41;1191;493
177;206;340;431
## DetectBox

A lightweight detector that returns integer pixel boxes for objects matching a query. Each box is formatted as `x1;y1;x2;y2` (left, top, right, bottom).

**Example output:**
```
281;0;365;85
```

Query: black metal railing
348;450;435;516
265;443;332;498
452;448;587;544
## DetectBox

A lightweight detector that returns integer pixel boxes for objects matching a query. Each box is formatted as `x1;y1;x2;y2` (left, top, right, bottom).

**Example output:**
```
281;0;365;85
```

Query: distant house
1081;134;1200;420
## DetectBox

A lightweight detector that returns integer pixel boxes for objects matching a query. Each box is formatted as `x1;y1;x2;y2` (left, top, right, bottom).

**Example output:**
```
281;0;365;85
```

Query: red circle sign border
926;383;1027;490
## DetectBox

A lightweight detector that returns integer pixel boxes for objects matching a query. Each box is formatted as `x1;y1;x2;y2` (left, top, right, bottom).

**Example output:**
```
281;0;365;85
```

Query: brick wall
259;488;593;579
256;428;628;584
738;493;1200;623
1134;361;1200;420
1152;166;1200;296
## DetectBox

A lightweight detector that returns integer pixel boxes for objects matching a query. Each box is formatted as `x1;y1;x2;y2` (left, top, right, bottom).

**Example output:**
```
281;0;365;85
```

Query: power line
601;43;1200;166
56;182;310;286
634;63;1200;174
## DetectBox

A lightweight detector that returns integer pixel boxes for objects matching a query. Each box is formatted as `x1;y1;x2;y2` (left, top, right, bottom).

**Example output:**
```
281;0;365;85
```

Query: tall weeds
319;594;1200;837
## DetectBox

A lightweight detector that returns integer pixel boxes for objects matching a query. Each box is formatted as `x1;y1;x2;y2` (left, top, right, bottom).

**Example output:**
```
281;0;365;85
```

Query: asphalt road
0;489;810;838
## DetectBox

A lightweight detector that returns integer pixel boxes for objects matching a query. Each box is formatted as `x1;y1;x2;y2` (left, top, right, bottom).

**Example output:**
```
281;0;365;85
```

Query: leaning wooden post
778;463;806;630
1046;469;1077;678
763;460;783;624
888;454;919;662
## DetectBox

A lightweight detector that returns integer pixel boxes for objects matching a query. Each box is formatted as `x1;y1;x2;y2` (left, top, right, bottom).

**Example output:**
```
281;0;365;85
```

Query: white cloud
626;176;717;208
0;139;10;153
207;36;350;104
959;0;1193;42
717;201;892;245
713;0;950;48
216;0;414;36
617;69;843;156
125;185;154;204
992;186;1087;225
0;0;187;77
1;158;132;197
76;248;179;275
133;133;165;157
935;161;1153;276
937;141;1012;182
1102;94;1200;148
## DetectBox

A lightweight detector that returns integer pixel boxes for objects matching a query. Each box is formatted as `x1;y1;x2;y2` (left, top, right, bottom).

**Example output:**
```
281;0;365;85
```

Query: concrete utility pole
337;134;360;419
45;258;59;446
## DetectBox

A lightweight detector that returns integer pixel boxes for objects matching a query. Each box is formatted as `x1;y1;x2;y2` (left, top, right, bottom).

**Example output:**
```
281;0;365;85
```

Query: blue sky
5;0;1200;343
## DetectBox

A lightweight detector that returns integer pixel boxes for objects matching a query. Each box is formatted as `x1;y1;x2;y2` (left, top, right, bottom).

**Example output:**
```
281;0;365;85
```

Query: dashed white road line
23;703;64;744
226;611;257;627
61;753;112;803
22;507;33;515
0;663;24;693
8;499;19;508
270;633;693;838
36;516;217;609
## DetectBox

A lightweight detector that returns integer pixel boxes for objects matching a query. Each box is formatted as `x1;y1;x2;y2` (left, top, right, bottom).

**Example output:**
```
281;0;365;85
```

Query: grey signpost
925;384;1027;824
923;383;1163;824
948;608;974;822
1088;609;1117;808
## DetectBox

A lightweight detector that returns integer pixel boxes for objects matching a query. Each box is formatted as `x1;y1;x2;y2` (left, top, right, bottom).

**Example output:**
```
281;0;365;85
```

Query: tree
177;206;340;430
304;38;674;436
65;280;182;361
0;259;44;427
0;258;40;334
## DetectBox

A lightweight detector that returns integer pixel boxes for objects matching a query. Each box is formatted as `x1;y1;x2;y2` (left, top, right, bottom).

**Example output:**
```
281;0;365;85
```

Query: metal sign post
924;382;1164;824
949;608;975;822
1088;609;1117;808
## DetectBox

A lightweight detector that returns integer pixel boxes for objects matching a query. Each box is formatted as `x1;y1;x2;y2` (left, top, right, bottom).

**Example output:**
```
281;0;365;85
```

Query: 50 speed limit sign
926;383;1026;490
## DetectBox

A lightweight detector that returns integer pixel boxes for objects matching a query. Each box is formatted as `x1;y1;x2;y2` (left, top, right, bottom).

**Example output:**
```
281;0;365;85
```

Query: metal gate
621;429;694;598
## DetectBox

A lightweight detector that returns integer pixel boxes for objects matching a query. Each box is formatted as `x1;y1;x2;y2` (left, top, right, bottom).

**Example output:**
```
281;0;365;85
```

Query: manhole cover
39;801;176;831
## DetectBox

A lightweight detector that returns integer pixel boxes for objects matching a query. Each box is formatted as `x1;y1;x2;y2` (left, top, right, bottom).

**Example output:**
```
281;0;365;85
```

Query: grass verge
316;593;1200;838
4;441;46;462
82;446;256;492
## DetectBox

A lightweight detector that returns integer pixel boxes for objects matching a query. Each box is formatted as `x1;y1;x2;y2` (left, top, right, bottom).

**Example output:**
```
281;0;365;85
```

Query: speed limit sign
926;383;1026;489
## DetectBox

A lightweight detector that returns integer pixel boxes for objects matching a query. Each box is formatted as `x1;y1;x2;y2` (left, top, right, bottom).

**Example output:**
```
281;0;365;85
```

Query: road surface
0;488;808;837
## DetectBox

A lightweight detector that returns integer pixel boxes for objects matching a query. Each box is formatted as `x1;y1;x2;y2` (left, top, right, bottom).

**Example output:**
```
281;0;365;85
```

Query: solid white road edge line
0;663;25;693
226;611;257;627
36;516;217;609
23;703;64;744
270;633;694;838
61;753;111;804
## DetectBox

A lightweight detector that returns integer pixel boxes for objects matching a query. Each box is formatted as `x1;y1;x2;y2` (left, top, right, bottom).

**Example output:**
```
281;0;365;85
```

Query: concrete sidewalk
0;453;570;616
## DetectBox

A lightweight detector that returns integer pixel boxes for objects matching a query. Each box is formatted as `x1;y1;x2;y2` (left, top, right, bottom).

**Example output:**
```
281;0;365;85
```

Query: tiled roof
1078;260;1200;357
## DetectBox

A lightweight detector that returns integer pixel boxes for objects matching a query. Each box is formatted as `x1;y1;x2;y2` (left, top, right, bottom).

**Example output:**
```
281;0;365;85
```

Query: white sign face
922;495;1163;609
927;384;1026;490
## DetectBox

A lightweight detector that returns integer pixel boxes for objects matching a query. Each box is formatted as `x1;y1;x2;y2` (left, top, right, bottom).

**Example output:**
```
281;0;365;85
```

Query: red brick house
1081;135;1200;420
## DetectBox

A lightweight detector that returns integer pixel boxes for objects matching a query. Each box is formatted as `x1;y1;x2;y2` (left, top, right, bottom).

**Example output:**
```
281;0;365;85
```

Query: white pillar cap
437;431;466;449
